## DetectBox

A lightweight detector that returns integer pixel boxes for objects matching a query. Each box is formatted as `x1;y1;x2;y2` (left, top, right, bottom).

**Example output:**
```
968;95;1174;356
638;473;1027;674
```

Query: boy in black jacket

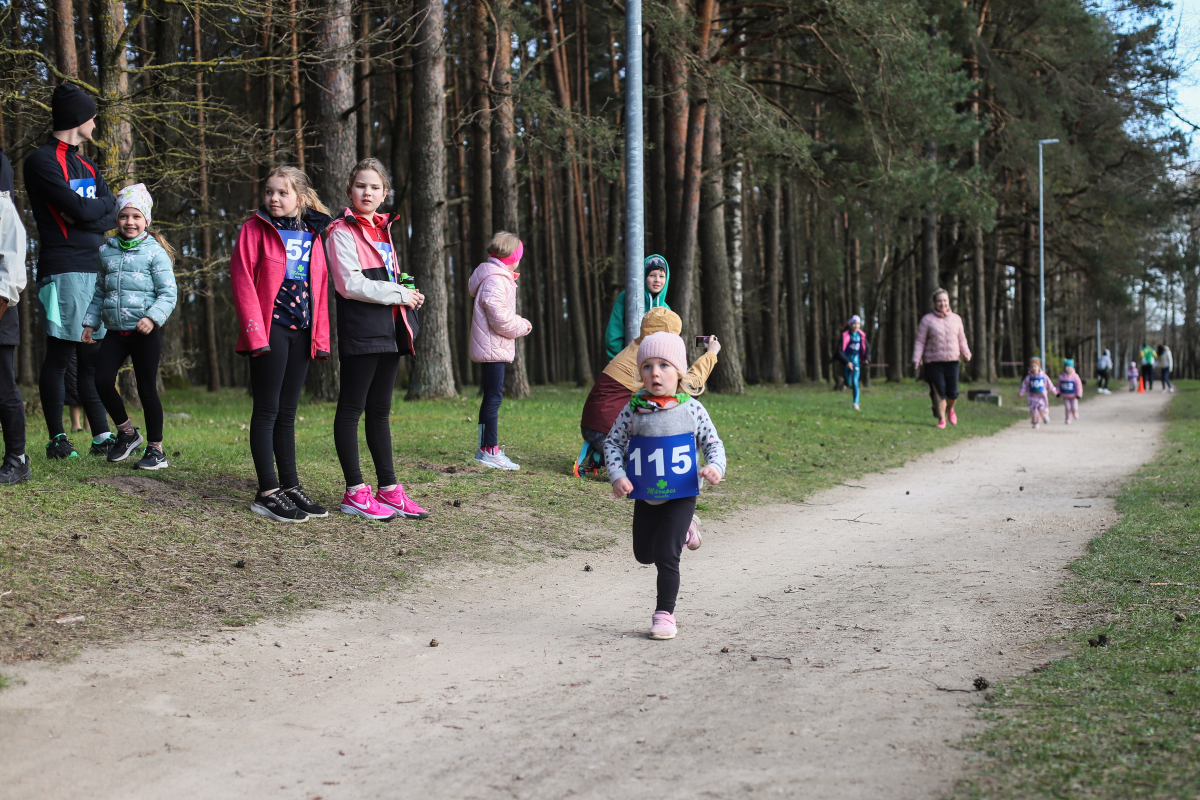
23;82;117;459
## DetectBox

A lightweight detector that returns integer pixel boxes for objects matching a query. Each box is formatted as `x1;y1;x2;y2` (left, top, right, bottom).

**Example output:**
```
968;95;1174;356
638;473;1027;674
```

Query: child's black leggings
632;496;697;614
40;336;109;439
334;351;400;488
249;324;311;492
478;361;505;448
95;328;163;442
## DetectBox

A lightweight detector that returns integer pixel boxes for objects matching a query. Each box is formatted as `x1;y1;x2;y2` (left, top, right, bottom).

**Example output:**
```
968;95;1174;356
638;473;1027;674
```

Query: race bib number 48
279;230;314;281
626;433;699;502
69;177;96;199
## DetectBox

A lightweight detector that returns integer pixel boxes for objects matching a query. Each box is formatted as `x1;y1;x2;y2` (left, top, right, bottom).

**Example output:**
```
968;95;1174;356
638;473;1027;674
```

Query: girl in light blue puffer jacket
82;184;177;469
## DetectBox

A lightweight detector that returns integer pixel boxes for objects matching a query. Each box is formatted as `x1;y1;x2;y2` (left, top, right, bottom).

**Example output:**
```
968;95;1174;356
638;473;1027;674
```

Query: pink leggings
1063;397;1079;419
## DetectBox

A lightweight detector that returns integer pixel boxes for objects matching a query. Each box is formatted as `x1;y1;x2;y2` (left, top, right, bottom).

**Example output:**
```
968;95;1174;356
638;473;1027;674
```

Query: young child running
1019;357;1058;429
327;158;428;521
231;166;332;522
834;315;870;410
81;184;177;469
1058;358;1083;424
604;331;726;641
468;232;532;470
1127;361;1139;392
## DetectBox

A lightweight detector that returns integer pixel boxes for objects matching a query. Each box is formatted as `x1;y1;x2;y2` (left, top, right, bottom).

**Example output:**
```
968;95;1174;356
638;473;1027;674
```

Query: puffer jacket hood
643;254;670;310
468;257;530;363
83;234;177;331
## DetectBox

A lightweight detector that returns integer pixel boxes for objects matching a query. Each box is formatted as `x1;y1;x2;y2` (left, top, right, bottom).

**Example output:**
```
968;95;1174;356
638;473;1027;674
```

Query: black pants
249;324;311;492
1140;363;1153;390
334;351;400;488
924;360;960;401
41;336;109;439
0;345;25;460
478;361;505;448
581;426;608;451
1097;368;1109;389
632;496;697;614
94;328;163;442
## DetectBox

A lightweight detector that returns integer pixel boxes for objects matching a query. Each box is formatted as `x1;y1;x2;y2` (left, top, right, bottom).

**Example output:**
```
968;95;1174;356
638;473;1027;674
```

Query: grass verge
2;377;1024;661
952;382;1200;799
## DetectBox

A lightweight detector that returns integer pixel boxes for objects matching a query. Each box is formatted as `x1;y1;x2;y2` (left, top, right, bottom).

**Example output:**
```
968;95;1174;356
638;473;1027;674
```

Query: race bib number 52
279;230;314;281
626;433;699;502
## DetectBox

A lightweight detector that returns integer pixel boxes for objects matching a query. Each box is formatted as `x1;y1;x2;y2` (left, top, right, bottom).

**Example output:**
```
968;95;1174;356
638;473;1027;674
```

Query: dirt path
1;390;1169;800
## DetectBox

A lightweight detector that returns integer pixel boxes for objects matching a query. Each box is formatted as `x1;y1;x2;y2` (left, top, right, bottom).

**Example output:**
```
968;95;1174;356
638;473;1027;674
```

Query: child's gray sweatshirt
604;395;726;497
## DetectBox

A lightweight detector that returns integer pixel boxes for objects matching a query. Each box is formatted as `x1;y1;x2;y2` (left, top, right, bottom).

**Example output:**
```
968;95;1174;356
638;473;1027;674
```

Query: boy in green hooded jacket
604;254;670;360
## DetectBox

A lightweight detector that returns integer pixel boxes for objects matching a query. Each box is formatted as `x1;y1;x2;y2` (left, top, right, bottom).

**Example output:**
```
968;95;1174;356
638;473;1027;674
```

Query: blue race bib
373;241;396;281
1059;379;1076;395
626;433;700;502
1029;376;1046;393
279;230;314;281
69;177;96;199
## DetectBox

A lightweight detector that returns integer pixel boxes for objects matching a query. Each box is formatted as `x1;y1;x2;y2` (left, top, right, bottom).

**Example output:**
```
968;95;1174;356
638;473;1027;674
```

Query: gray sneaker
474;447;521;470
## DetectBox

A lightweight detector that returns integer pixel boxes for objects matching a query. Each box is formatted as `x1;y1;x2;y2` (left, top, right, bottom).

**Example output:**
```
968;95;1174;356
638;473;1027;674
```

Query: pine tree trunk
783;182;805;383
761;181;784;382
406;0;456;399
699;111;744;393
308;0;356;402
52;0;78;77
921;140;939;307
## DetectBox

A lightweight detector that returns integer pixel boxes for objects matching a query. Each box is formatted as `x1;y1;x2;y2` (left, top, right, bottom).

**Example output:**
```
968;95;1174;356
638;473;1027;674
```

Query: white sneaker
853;403;860;411
475;447;521;470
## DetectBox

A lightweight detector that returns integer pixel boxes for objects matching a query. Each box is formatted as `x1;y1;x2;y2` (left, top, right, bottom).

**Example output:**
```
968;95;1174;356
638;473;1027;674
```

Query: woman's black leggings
334;351;400;488
478;361;505;448
95;328;164;441
632;496;698;614
40;336;109;439
1097;368;1109;389
249;324;311;492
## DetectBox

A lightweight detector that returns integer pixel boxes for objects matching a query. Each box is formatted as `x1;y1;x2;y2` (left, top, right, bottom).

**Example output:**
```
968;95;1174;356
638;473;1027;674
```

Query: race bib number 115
626;432;699;502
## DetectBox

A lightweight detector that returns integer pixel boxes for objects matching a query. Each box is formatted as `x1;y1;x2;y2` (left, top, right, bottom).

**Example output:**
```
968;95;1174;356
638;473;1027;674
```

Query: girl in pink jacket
469;232;532;470
1057;359;1083;424
1019;357;1058;429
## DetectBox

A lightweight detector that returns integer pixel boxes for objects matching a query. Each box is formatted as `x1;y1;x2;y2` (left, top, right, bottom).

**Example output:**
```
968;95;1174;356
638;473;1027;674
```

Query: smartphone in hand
695;335;711;349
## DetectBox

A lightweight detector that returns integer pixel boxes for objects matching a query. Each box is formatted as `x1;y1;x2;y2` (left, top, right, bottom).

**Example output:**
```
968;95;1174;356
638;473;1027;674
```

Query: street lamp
1038;138;1058;363
623;0;644;345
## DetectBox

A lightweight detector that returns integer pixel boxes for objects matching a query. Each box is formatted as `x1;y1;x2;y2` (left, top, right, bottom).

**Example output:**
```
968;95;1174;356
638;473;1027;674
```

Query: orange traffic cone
1138;376;1145;393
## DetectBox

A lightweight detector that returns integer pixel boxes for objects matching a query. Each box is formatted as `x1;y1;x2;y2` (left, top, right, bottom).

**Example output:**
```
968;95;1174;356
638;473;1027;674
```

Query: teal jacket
604;254;671;360
83;235;178;331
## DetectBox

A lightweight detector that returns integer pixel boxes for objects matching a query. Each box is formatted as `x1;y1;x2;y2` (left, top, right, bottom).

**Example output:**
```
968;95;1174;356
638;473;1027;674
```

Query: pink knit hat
637;331;688;376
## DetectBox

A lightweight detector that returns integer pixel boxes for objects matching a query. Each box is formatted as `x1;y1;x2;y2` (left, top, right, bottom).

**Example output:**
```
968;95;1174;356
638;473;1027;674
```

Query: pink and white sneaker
686;517;702;551
948;408;958;425
649;611;677;640
340;485;396;521
376;484;429;519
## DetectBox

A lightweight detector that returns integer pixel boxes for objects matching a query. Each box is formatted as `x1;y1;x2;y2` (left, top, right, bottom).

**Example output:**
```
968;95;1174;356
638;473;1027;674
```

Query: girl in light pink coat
468;232;532;470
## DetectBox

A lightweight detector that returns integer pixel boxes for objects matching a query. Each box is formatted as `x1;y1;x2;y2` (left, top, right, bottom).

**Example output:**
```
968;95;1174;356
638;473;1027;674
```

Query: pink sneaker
376;484;429;519
649;611;677;640
339;485;396;520
685;517;702;551
948;408;958;425
936;418;947;429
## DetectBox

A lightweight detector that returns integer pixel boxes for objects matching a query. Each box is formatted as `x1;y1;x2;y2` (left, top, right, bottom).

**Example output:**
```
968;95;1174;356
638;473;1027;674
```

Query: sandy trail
1;389;1169;800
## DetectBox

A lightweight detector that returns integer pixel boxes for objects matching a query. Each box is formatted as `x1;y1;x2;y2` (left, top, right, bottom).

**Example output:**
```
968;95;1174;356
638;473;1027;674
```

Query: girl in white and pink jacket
468;232;532;470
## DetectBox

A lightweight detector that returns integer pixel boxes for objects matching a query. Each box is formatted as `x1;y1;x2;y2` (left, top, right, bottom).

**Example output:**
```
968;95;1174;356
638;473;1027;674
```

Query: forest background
0;0;1196;402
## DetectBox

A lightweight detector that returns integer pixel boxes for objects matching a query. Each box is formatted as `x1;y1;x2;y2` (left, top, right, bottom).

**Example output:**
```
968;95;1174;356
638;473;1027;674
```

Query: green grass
1;376;1023;661
952;381;1200;800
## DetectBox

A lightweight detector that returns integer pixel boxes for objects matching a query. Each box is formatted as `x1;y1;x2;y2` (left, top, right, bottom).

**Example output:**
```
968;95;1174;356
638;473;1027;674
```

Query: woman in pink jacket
469;232;532;470
912;288;972;429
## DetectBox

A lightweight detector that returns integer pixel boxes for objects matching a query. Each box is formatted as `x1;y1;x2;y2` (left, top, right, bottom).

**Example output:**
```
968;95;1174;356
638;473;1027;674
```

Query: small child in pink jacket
469;232;532;470
1019;357;1058;429
1058;359;1083;424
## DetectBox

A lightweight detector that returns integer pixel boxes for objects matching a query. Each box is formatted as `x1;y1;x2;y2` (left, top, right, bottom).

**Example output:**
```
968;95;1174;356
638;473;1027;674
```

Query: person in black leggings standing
0;147;30;485
81;184;177;469
23;83;116;458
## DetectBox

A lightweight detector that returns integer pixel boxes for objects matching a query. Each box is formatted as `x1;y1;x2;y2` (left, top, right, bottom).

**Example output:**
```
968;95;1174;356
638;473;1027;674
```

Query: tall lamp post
1038;138;1058;363
623;0;645;345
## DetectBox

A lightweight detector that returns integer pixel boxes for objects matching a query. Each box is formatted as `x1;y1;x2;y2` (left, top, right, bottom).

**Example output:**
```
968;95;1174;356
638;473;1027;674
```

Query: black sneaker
89;433;117;457
135;445;169;471
283;485;328;518
0;454;32;485
250;490;309;522
46;434;79;460
107;428;144;462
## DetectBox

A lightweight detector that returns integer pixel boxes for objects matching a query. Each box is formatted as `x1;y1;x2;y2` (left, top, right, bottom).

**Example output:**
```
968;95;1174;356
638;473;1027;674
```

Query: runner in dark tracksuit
23;83;117;459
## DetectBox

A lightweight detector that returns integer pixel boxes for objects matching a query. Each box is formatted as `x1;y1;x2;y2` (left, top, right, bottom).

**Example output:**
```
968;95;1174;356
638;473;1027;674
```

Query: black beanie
51;83;97;131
